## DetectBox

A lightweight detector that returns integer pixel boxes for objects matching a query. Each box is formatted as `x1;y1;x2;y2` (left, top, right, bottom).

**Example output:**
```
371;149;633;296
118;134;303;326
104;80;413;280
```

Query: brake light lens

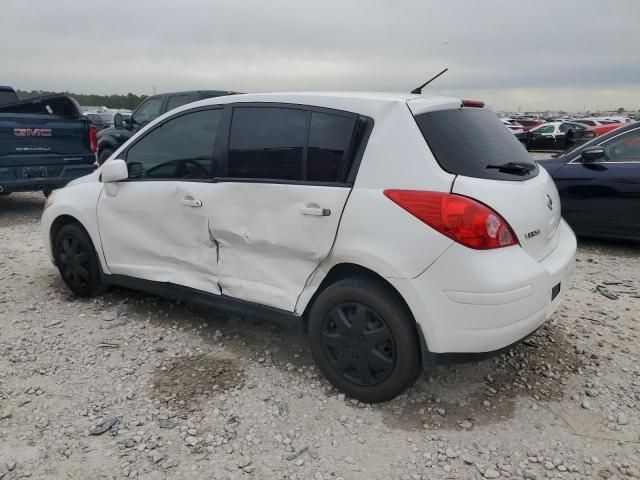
462;99;485;108
383;190;518;249
88;124;97;154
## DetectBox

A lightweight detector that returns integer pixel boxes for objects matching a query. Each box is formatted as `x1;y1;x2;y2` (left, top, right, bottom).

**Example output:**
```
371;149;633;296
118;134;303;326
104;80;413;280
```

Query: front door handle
181;197;202;208
301;205;331;216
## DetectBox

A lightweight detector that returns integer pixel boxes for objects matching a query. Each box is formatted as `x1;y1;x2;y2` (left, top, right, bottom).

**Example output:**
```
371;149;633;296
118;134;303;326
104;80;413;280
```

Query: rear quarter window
414;108;538;181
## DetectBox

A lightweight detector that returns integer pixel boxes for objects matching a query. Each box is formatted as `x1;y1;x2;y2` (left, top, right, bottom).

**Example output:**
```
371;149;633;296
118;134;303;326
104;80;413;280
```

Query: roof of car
182;91;463;117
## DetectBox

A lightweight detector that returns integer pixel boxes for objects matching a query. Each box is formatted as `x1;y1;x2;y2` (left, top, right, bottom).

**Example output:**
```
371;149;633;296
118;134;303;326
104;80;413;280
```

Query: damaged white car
42;92;576;402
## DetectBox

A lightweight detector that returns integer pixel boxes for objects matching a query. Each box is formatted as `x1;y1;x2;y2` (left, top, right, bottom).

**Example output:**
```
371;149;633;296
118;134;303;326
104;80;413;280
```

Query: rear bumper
0;160;96;193
390;219;576;355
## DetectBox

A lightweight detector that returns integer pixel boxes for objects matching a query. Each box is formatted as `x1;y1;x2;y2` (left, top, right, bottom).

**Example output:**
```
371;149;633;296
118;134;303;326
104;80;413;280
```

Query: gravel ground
1;192;639;480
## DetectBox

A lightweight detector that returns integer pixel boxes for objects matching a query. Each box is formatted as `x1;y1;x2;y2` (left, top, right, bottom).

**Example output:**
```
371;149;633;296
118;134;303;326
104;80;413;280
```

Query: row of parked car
501;115;633;152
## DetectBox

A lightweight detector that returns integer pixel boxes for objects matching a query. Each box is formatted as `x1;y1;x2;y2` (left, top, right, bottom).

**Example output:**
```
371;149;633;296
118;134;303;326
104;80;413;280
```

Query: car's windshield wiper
486;162;536;175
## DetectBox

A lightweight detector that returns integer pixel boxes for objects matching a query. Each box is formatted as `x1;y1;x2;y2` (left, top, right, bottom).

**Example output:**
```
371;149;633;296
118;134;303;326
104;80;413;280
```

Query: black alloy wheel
54;223;105;297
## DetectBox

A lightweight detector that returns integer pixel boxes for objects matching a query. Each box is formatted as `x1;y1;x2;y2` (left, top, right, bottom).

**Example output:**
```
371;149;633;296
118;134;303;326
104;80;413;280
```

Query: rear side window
229;107;307;180
308;112;354;182
227;106;357;183
414;108;538;181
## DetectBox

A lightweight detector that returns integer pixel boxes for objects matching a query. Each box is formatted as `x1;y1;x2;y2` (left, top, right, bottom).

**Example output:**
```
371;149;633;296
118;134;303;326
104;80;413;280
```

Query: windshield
414;108;538;181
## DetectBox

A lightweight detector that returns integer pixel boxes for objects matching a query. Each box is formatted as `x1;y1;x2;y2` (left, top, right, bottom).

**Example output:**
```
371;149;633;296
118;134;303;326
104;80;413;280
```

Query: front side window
166;95;191;112
126;108;222;180
601;129;640;162
132;97;163;125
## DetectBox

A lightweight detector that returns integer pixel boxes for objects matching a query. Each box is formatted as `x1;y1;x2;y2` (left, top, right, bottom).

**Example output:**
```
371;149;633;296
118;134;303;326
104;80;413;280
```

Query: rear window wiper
486;162;536;175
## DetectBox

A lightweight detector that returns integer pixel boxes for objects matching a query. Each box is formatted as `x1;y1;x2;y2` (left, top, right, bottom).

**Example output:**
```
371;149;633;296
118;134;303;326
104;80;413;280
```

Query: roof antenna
411;67;448;94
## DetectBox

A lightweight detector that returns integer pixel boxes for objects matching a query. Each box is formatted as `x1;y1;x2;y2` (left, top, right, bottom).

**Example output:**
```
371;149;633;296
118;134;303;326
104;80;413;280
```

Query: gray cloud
2;0;638;110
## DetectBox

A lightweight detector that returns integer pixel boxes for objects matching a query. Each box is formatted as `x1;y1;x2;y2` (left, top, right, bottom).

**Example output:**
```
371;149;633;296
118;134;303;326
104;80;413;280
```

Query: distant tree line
16;90;147;110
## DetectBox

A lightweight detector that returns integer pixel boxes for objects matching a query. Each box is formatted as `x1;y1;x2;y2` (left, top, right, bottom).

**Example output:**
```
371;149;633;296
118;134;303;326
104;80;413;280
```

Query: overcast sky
2;0;638;111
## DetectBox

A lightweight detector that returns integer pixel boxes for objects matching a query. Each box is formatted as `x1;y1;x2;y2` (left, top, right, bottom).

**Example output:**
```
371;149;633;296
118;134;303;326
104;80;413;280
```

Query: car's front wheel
54;223;105;297
308;276;421;403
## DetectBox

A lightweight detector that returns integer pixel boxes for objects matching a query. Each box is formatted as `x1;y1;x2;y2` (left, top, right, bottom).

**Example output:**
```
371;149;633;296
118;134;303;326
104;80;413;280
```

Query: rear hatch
410;103;562;261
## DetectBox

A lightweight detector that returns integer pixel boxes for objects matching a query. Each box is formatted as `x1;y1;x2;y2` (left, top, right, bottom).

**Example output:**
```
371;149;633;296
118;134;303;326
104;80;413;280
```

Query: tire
54;223;105;297
308;276;422;403
98;148;114;165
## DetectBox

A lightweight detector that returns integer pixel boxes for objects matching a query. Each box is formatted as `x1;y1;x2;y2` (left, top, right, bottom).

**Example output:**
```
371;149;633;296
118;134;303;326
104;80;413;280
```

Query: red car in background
566;122;626;150
579;122;625;141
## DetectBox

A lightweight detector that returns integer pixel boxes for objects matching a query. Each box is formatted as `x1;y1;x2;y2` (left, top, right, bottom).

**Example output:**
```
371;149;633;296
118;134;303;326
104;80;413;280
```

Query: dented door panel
97;181;221;294
209;182;350;311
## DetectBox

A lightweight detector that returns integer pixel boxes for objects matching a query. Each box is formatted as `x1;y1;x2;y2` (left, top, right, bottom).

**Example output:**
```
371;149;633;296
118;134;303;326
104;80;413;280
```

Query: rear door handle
181;197;202;208
301;206;331;216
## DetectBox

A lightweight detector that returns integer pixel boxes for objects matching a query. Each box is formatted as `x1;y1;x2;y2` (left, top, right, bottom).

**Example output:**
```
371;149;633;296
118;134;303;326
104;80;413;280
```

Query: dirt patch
382;323;585;430
0;194;43;227
150;354;244;410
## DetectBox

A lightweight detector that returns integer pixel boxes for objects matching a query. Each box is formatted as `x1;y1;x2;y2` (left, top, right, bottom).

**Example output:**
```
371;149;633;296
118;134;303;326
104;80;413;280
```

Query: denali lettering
13;128;52;137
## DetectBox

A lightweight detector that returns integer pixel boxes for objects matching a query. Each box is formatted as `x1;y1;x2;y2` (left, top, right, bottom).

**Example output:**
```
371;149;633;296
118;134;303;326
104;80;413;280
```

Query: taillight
88;124;97;154
383;190;518;249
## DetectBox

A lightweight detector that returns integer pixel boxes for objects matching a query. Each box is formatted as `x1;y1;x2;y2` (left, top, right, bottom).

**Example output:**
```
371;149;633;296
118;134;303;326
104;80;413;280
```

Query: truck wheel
54;223;105;297
308;277;421;403
98;148;114;165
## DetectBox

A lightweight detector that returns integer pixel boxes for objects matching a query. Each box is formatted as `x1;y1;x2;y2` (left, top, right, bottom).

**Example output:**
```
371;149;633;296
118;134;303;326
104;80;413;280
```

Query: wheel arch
300;262;430;367
49;214;87;258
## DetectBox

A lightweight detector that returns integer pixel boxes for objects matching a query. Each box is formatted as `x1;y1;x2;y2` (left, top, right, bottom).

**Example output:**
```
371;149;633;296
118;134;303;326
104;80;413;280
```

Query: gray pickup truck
96;89;237;164
0;87;97;196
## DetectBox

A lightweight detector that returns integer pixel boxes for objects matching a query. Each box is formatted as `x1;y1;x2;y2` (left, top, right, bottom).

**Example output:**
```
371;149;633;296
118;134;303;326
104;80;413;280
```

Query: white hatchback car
42;92;576;402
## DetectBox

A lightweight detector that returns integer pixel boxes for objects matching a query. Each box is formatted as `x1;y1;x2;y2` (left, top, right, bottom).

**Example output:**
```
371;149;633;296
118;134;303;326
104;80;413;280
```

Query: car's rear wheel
54;223;105;297
308;277;421;403
98;148;114;165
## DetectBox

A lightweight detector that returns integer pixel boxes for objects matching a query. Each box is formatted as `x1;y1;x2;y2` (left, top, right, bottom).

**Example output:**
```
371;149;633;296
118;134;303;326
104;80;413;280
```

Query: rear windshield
414;108;538;181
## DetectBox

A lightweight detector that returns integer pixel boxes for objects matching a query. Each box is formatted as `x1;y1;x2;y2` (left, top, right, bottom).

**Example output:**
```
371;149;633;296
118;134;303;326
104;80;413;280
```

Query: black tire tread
308;275;422;403
54;223;106;297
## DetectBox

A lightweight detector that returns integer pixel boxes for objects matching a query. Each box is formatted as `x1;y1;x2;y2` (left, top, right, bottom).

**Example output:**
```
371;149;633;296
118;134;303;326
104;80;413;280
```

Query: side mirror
113;113;123;129
101;159;128;183
581;147;605;163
